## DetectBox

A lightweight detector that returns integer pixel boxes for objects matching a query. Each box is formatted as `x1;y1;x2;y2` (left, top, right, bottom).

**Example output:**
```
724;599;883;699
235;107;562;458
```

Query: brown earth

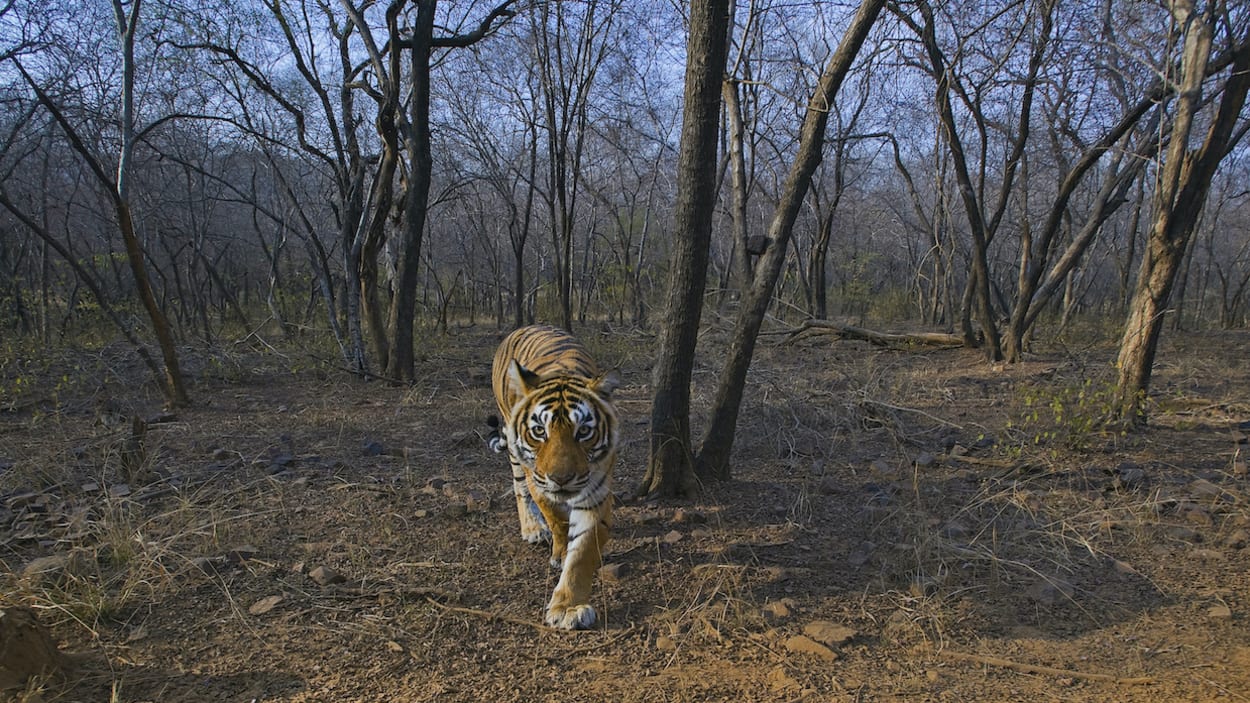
1;324;1248;702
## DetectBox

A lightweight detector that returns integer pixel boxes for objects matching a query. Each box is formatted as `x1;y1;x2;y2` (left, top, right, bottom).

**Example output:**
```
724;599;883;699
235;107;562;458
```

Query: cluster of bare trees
0;0;1247;473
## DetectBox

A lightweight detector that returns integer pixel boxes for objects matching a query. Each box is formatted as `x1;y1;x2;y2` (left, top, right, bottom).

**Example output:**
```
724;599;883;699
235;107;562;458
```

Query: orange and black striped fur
489;325;620;630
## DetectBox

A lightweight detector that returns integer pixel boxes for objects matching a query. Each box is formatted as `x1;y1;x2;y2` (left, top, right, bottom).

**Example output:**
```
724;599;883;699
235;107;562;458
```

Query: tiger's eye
575;425;593;440
531;425;547;440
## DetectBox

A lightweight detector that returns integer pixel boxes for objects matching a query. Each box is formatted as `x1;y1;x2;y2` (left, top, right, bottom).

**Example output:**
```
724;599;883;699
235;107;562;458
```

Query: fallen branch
940;649;1155;685
774;319;965;349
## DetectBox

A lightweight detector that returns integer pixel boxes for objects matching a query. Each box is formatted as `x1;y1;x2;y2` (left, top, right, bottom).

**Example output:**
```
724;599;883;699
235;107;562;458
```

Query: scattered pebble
598;563;628;583
308;565;346;586
802;621;856;648
248;594;284;616
783;634;837;661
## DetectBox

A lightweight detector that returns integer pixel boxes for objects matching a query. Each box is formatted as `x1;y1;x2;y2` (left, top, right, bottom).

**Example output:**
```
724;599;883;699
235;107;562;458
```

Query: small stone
385;640;405;653
465;489;491;512
598;563;628;582
20;553;79;584
211;447;232;461
802;621;856;648
1166;526;1204;543
914;453;936;468
248;594;284;615
763;600;794;620
1208;603;1233;619
422;478;447;495
655;635;677;651
926;669;940;683
308;565;346;586
1190;479;1223;500
767;666;800;692
672;508;707;524
662;530;683;544
362;440;385;456
225;545;259;563
783;635;837;661
414;509;430;518
109;483;131;498
1114;464;1146;491
1223;529;1249;550
442;503;468;518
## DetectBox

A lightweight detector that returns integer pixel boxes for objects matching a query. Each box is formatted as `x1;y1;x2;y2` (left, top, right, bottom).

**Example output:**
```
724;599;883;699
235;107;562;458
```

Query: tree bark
695;0;885;480
638;0;732;499
1114;5;1250;425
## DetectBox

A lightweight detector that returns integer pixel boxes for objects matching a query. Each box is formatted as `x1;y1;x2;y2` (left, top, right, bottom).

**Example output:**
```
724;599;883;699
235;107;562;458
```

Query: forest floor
1;322;1249;702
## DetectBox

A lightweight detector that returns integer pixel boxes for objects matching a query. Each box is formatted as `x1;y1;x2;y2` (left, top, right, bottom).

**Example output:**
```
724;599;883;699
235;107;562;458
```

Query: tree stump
0;607;66;689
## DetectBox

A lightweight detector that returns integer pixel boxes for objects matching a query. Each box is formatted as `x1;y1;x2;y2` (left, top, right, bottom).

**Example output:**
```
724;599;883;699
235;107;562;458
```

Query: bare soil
2;325;1249;702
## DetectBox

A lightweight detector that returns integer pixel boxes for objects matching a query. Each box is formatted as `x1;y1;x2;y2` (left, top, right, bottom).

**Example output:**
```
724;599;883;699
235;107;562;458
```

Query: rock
308;565;346;586
672;508;707;524
1166;526;1203;543
1223;529;1249;550
655;635;677;651
783;635;837;661
225;545;259;563
422;478;447;495
109;483;132;498
661;530;683;544
762;599;795;620
1183;506;1214;527
20;552;82;585
385;640;405;653
1189;478;1223;501
248;594;284;615
1208;603;1233;619
767;666;800;692
914;453;937;469
465;489;491;513
597;563;628;583
362;440;385;456
1113;463;1146;491
803;621;856;648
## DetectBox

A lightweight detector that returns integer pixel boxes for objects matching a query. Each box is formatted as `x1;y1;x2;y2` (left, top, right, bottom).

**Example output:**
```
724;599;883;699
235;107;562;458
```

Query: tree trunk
638;0;732;499
695;0;885;480
1114;6;1250;424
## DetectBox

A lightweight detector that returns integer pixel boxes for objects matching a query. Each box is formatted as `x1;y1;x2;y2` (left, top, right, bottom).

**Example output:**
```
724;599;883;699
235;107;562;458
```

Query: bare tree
7;0;189;406
639;0;733;499
1113;1;1250;424
695;0;886;480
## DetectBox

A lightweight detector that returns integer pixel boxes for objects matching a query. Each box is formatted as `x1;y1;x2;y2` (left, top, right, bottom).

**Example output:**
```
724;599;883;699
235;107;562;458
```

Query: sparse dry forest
2;0;1249;701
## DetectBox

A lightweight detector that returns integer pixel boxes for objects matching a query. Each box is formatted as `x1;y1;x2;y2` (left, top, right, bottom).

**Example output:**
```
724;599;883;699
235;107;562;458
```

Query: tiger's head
503;360;620;502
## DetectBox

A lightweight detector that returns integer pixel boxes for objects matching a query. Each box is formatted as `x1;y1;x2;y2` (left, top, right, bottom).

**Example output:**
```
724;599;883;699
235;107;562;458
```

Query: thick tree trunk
1114;6;1250;424
639;0;732;499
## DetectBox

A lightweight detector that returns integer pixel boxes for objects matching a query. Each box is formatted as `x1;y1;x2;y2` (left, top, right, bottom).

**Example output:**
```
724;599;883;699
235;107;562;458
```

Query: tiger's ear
506;360;541;400
593;368;621;397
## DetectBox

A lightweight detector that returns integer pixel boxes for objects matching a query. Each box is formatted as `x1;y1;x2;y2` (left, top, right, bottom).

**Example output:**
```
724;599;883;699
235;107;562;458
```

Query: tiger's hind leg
510;458;550;544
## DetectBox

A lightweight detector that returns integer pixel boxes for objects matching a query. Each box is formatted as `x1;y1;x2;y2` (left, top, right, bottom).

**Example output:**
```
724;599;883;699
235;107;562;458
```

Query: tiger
488;324;620;630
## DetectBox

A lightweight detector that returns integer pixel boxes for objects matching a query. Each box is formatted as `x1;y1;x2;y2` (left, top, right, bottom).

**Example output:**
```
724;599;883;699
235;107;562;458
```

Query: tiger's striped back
491;325;601;416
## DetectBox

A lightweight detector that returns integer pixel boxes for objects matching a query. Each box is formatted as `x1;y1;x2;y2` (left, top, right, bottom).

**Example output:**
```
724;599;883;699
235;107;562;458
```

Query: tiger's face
505;361;619;503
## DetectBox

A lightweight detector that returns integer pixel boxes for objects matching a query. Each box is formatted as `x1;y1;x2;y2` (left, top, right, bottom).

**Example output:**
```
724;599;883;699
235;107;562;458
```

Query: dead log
776;319;966;349
0;607;68;689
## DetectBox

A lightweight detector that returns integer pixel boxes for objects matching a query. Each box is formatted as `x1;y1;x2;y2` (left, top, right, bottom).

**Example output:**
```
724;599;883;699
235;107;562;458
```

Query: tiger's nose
549;471;576;487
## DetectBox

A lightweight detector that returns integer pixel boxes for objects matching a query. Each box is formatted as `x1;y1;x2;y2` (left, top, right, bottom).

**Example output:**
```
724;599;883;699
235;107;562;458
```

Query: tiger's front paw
545;603;596;630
